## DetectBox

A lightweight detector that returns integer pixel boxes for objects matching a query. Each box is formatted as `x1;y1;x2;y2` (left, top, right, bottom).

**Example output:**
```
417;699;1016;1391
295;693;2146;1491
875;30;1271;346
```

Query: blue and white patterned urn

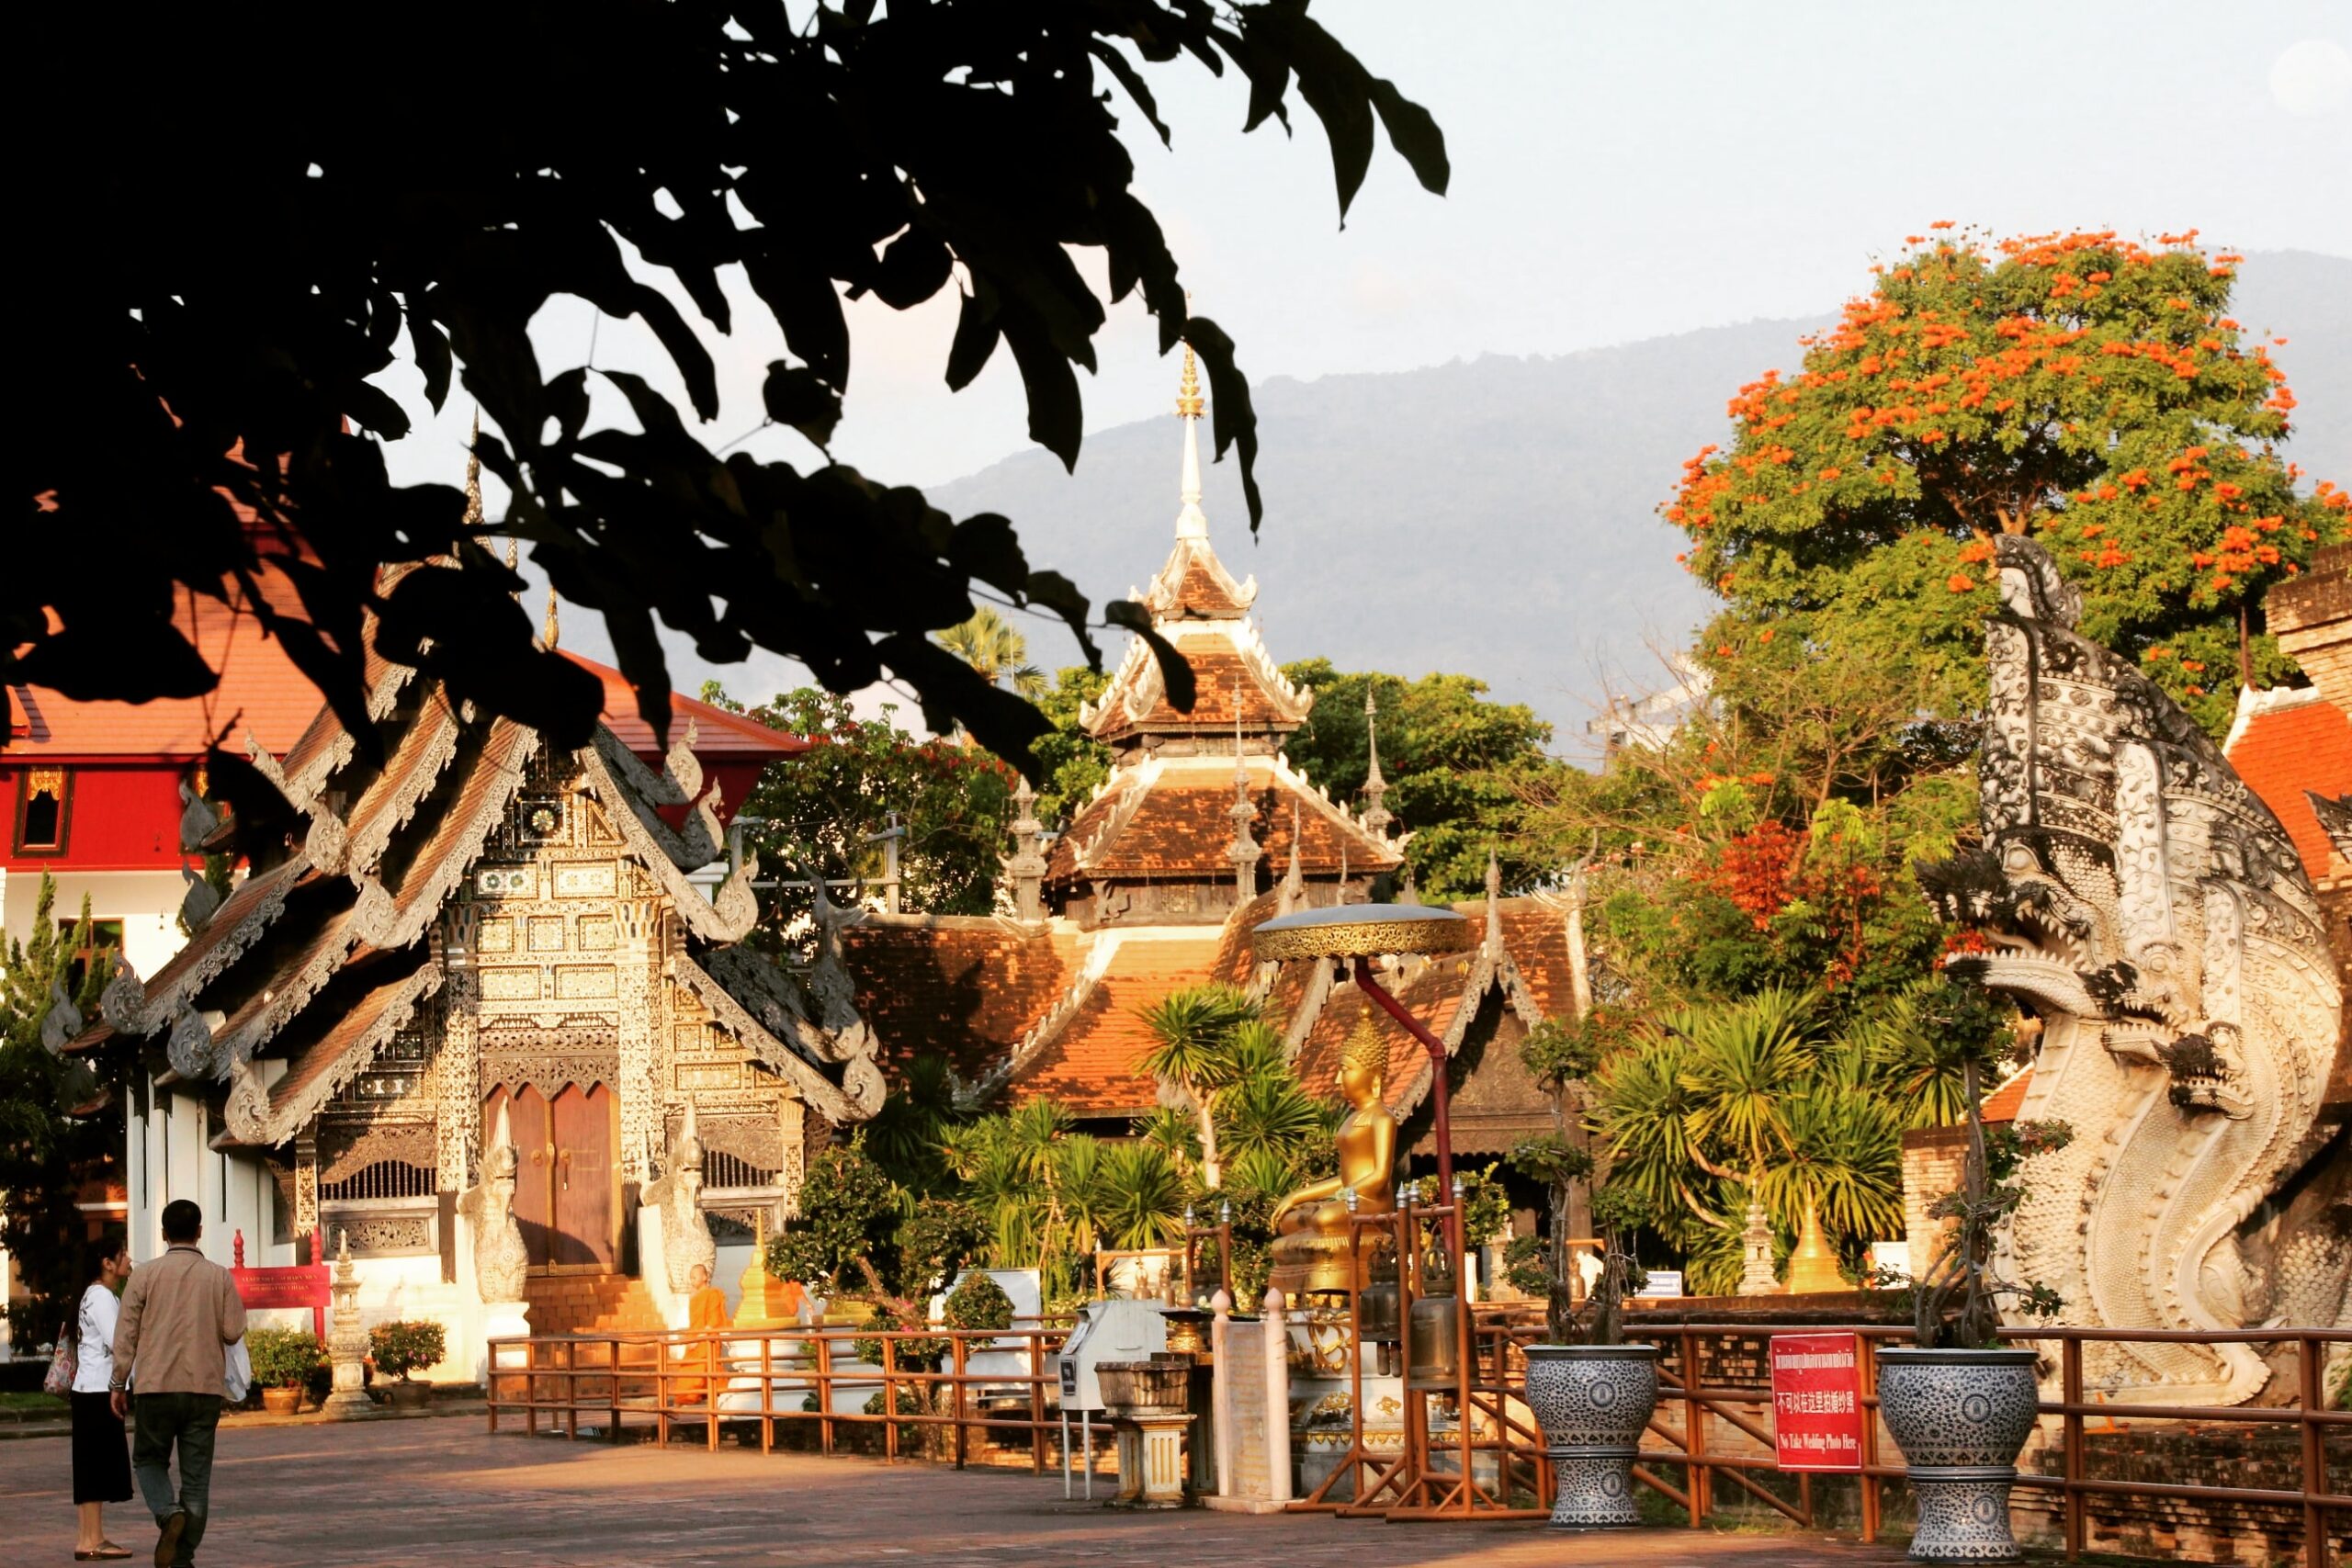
1521;1343;1661;1528
1875;1348;2040;1562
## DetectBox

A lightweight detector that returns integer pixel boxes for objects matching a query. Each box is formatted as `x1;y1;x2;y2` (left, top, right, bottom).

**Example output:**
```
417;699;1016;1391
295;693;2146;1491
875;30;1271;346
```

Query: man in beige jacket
109;1200;245;1568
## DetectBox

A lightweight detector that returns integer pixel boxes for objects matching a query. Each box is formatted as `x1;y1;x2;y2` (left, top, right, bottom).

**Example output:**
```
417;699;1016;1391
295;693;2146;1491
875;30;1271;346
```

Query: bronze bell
1405;1292;1462;1392
1356;1281;1401;1343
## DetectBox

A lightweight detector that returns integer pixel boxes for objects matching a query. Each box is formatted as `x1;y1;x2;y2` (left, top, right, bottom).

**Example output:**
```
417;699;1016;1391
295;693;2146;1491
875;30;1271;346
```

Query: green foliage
367;1320;447;1382
1029;668;1114;829
767;1133;900;1298
1589;987;1954;1295
942;1271;1016;1335
0;875;120;1346
25;3;1446;765
933;607;1046;702
1280;660;1568;899
247;1326;324;1391
708;686;1019;931
1668;228;2348;743
1907;1113;2076;1348
896;1199;988;1297
851;1303;947;1371
1450;1161;1513;1248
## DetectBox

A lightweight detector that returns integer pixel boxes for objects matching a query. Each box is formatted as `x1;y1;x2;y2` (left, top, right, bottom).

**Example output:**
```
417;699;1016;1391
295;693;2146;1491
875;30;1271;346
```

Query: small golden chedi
1266;1020;1396;1296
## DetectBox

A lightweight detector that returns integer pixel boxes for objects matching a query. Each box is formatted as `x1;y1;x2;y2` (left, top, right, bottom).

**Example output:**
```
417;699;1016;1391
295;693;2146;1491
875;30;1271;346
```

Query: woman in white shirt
71;1235;134;1561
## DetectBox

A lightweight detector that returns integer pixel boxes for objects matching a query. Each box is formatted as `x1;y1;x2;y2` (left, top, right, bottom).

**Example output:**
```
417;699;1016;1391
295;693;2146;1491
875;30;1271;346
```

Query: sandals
75;1546;134;1562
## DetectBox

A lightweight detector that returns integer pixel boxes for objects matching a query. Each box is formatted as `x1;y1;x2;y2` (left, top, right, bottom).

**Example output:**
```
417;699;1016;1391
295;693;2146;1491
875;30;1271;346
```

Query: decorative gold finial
1176;341;1204;420
544;586;560;649
463;409;485;529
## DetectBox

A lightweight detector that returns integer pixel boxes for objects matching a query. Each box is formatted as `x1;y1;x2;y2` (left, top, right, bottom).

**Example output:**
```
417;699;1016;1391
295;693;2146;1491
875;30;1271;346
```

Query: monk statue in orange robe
672;1261;732;1404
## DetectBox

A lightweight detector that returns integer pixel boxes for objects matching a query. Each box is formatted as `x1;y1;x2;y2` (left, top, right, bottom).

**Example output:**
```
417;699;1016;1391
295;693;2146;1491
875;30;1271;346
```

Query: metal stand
1059;1407;1098;1500
1286;1208;1394;1512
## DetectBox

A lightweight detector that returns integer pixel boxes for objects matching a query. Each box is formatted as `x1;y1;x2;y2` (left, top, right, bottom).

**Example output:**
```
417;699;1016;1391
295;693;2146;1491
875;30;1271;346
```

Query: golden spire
463;409;485;528
543;586;560;649
1174;340;1208;541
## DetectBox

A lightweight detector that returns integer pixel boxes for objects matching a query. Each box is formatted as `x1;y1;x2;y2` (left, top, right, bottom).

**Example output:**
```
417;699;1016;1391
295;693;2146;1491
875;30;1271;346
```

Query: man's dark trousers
133;1392;222;1565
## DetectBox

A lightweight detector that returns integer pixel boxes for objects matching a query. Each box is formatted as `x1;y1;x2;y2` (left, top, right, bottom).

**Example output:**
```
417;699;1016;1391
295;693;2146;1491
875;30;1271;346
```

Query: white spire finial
1175;339;1208;541
1362;688;1392;840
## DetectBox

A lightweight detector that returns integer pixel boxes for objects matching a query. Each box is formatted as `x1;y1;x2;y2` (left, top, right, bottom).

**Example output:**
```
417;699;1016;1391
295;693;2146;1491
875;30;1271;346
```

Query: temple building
842;355;1582;1187
55;561;884;1371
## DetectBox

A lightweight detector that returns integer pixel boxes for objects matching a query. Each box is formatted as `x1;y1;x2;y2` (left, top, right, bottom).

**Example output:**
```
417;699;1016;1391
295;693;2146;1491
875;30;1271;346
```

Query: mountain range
932;250;2352;758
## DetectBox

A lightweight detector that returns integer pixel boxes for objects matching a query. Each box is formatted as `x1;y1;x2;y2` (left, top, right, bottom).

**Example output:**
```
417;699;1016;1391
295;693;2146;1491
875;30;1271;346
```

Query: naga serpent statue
1921;535;2352;1404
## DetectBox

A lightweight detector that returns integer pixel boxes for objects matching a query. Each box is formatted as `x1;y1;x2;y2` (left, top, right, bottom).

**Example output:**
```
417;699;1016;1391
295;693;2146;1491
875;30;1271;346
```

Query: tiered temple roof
79;578;888;1144
838;353;1576;1137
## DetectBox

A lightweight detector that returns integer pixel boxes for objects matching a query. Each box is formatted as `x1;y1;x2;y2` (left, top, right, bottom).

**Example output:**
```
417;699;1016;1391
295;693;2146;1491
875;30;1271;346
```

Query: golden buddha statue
1267;1020;1396;1296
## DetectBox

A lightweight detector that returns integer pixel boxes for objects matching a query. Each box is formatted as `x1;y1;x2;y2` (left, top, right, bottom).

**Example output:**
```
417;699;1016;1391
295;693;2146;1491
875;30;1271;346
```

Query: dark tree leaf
945;288;1001;391
1174;318;1263;533
763;363;844;448
871;228;953;310
13;618;220;703
1105;599;1195;713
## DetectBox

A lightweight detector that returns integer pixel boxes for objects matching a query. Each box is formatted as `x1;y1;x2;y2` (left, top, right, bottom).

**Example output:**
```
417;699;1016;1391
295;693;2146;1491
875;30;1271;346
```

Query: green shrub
368;1319;447;1381
246;1325;323;1390
941;1271;1014;1337
849;1302;946;1371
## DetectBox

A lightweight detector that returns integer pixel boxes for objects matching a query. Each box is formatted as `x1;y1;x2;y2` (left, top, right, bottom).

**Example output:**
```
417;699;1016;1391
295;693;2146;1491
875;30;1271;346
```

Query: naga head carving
1926;534;2344;1399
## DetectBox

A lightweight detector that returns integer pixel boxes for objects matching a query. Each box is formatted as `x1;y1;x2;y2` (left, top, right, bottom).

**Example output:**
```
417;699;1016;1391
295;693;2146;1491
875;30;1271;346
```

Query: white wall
1;868;188;985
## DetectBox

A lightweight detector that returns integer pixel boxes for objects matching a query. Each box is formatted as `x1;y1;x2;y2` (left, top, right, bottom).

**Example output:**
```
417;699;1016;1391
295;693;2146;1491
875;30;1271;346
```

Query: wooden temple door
548;1084;616;1270
483;1083;618;1273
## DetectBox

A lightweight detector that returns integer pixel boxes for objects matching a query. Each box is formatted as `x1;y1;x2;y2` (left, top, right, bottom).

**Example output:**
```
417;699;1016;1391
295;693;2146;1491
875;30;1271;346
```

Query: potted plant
1874;976;2073;1563
368;1320;447;1410
1508;1130;1657;1529
247;1326;323;1416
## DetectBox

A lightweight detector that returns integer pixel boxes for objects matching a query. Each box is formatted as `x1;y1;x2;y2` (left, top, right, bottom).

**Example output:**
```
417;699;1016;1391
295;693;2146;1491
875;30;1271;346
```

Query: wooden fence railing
1588;1323;2348;1568
488;1314;2346;1565
486;1324;1067;1472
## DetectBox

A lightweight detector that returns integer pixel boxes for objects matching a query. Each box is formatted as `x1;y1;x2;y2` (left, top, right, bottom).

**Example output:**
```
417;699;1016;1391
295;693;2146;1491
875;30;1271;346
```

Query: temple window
57;916;123;991
13;766;70;852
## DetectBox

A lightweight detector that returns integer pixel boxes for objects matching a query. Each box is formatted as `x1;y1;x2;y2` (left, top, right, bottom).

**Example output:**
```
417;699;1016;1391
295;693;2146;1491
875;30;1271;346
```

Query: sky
370;0;2352;718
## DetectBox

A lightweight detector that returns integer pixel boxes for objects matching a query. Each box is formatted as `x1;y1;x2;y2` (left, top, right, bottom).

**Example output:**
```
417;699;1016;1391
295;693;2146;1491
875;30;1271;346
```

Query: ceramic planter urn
1521;1343;1661;1529
1875;1348;2040;1562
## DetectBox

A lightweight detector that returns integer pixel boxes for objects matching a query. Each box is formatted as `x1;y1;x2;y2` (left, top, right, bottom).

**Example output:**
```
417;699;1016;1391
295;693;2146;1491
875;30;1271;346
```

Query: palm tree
1136;985;1260;1189
1673;987;1821;1184
1844;977;2008;1131
1097;1142;1187;1251
934;606;1047;699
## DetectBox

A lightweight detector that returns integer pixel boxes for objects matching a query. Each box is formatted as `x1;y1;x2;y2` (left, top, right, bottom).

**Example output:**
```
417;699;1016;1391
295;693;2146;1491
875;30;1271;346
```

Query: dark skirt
71;1390;132;1504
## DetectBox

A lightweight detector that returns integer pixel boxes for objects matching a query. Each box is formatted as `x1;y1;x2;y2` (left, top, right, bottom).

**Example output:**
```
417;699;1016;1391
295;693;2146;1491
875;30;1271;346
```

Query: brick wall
1900;1126;1968;1283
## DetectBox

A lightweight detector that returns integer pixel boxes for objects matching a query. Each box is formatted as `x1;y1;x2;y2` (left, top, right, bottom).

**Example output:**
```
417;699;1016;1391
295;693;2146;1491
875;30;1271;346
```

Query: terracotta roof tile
1011;931;1227;1115
1293;953;1475;1116
2222;690;2352;882
1981;1067;2031;1124
842;918;1077;1083
1098;645;1302;738
562;652;808;761
1048;763;1400;883
9;589;330;760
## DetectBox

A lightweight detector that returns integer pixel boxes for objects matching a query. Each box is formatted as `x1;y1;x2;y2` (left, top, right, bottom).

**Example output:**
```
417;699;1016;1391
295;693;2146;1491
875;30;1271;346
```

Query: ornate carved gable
105;647;874;1183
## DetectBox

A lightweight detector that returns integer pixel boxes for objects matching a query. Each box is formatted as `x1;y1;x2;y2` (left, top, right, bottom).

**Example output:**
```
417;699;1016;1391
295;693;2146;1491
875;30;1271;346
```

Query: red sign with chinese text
1770;1332;1864;1472
230;1229;329;1340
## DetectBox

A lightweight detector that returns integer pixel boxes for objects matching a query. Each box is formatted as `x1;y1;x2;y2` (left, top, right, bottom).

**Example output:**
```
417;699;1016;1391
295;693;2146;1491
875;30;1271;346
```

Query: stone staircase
523;1273;666;1337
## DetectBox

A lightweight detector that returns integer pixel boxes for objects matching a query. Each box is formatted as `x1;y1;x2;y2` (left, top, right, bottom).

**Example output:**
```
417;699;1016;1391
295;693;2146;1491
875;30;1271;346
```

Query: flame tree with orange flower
1668;226;2348;739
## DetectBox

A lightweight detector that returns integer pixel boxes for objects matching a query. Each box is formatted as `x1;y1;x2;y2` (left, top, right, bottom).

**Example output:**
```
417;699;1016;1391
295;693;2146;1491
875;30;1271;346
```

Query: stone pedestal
321;1232;374;1417
1109;1412;1194;1509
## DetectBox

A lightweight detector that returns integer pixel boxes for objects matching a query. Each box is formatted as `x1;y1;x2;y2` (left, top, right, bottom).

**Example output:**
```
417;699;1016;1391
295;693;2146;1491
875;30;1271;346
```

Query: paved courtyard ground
0;1417;1915;1567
